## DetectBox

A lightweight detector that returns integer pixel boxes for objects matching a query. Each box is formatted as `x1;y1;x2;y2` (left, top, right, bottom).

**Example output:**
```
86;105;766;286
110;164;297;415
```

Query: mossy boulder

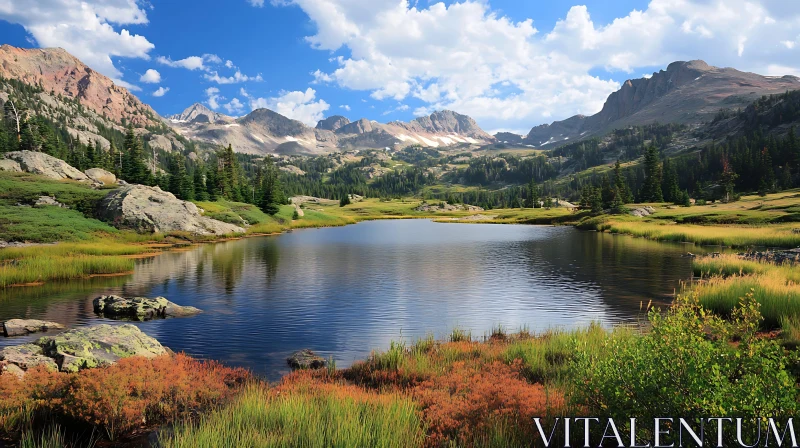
35;324;167;373
287;349;327;370
93;295;202;321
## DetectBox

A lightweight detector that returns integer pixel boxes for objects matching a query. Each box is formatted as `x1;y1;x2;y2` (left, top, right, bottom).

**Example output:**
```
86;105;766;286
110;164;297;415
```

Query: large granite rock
93;295;202;321
4;150;88;181
630;206;656;217
84;168;117;186
37;324;167;373
3;319;64;337
0;324;166;374
287;349;327;370
0;159;21;172
0;344;59;373
98;184;245;235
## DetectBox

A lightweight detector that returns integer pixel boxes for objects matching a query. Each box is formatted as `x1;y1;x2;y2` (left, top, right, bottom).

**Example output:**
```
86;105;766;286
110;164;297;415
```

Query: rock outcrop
93;295;202;321
287;349;326;369
415;202;485;212
34;196;67;208
98;185;245;235
316;115;350;131
0;324;166;374
0;159;22;172
3;319;64;337
84;168;117;186
4;151;88;181
630;206;656;217
0;344;58;375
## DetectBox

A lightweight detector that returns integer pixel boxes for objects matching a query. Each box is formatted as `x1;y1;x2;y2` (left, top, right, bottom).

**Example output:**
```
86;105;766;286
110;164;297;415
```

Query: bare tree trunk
6;100;21;142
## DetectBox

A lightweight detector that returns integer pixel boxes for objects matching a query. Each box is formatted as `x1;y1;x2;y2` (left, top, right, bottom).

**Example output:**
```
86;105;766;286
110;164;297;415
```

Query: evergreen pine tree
339;192;351;207
193;166;210;201
122;127;150;184
640;145;664;202
721;156;739;203
109;141;121;176
168;152;193;200
600;175;614;209
661;158;680;203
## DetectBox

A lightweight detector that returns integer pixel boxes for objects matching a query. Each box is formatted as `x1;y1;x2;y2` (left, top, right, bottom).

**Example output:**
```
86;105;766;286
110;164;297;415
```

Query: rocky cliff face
316;115;350;131
0;45;162;129
391;110;494;141
523;60;800;148
336;118;373;135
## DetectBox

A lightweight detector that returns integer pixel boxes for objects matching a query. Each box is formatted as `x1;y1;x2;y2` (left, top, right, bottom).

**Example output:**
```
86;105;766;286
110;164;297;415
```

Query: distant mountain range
167;104;495;155
2;44;800;157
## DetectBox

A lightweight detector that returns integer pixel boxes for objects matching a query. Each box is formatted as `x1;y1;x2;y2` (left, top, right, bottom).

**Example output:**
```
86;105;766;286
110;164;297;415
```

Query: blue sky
1;1;799;134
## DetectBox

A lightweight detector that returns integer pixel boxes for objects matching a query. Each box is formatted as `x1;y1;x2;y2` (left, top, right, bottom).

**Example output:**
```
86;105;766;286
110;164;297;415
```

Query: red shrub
413;360;564;447
64;353;249;438
0;354;249;440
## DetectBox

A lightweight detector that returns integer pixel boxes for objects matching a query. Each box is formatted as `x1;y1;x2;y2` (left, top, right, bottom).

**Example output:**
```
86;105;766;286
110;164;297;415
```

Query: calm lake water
0;220;715;380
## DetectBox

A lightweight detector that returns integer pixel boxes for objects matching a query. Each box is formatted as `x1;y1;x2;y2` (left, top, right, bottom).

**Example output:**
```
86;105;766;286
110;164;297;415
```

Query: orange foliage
0;354;249;439
413;360;564;447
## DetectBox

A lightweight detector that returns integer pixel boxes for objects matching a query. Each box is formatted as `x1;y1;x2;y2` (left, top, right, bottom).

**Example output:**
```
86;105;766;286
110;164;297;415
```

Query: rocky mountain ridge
523;60;800;148
169;106;496;155
0;45;186;154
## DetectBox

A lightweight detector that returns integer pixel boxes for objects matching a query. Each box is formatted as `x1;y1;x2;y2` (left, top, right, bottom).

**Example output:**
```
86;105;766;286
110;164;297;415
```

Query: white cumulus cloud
206;87;223;110
140;69;161;84
204;70;264;84
277;0;800;132
223;98;246;115
0;0;154;84
152;86;169;97
246;88;329;126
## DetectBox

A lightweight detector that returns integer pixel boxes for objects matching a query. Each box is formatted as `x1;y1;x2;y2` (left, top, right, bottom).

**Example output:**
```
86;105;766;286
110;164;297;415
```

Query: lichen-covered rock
0;159;21;172
0;344;59;373
287;349;327;369
97;184;245;235
3;319;64;337
34;196;67;208
35;324;167;373
84;168;117;186
4;150;88;181
630;206;656;217
93;295;202;321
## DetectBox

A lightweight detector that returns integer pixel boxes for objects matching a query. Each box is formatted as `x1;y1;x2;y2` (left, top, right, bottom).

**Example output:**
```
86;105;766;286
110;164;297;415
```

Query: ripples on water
0;220;712;380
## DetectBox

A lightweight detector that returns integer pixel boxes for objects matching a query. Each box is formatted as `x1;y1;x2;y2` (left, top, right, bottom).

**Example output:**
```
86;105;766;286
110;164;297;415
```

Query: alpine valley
4;41;800;448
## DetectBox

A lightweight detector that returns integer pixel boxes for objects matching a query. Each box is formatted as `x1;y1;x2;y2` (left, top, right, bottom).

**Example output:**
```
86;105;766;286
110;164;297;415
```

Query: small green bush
571;292;800;444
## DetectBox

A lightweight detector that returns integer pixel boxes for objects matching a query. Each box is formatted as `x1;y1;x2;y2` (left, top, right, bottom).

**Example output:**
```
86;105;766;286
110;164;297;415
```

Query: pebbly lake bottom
0;219;721;381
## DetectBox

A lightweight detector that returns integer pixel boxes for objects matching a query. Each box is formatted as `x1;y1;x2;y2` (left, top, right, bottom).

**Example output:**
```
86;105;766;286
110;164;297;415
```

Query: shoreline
3;193;799;288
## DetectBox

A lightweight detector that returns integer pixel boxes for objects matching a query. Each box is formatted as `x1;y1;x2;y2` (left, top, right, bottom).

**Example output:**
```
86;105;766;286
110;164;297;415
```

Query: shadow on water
0;220;722;380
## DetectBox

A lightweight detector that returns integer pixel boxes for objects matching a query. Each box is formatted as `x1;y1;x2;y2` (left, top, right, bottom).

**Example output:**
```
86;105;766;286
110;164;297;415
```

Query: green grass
0;204;119;243
0;254;135;287
691;255;800;328
584;215;800;247
0;172;116;243
162;385;424;448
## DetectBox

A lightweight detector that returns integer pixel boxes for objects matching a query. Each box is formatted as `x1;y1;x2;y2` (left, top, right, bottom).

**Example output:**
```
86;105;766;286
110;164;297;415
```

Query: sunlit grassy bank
163;382;424;448
692;254;800;329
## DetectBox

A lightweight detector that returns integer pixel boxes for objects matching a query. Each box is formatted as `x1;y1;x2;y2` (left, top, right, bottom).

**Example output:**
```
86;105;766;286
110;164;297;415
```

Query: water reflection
0;220;718;380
